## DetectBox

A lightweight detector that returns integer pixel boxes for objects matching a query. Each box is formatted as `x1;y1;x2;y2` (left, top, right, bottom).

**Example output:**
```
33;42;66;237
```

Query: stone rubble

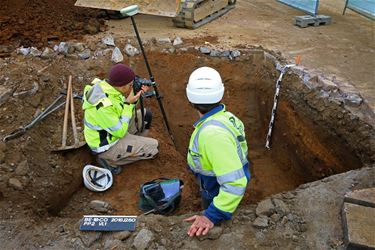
30;47;42;57
78;49;91;60
111;47;123;63
102;35;116;46
8;178;23;190
133;228;154;250
173;37;183;46
89;200;110;213
124;44;140;57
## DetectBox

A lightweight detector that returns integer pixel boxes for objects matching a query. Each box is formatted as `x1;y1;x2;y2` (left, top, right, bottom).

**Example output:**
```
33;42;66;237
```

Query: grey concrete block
294;15;331;28
342;203;375;249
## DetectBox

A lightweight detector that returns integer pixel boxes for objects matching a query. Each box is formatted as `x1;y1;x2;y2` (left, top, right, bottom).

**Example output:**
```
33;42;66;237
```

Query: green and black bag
139;178;184;215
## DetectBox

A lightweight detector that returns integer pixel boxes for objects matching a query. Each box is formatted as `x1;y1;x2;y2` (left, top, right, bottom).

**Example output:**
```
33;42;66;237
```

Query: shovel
3;94;65;142
54;76;86;152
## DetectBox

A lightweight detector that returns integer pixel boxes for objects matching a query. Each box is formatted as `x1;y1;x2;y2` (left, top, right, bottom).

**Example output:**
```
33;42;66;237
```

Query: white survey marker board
79;215;137;231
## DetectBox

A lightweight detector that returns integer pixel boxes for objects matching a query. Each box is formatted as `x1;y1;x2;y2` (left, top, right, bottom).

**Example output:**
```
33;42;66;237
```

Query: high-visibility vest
187;105;249;222
82;79;134;153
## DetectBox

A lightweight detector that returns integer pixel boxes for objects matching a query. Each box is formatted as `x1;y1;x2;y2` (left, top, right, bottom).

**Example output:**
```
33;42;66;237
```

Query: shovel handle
69;76;79;145
61;76;72;147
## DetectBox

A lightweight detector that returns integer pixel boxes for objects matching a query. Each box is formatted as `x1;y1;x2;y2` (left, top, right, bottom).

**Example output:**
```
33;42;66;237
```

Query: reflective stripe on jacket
187;104;250;224
82;78;134;153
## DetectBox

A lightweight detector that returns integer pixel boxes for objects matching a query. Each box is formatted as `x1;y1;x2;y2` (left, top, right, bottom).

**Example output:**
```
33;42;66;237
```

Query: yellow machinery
75;0;236;29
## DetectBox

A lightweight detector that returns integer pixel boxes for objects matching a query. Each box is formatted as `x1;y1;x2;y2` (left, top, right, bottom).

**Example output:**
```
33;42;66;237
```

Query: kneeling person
82;64;158;172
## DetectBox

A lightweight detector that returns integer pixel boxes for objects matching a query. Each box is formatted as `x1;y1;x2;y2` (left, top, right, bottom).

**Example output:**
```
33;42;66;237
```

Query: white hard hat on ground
186;67;224;104
83;165;113;192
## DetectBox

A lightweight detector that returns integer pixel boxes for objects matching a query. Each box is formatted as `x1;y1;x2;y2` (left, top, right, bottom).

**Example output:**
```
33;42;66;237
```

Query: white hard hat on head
186;67;224;104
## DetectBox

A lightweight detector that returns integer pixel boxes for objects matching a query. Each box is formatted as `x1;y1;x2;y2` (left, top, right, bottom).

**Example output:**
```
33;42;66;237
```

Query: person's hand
141;85;151;92
183;215;214;237
126;88;143;104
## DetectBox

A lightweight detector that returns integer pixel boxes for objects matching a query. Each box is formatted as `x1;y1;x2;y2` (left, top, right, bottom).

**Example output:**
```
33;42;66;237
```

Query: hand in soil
184;215;214;237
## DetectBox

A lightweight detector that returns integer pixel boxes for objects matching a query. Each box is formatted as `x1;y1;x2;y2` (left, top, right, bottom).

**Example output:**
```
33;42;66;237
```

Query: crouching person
82;64;159;174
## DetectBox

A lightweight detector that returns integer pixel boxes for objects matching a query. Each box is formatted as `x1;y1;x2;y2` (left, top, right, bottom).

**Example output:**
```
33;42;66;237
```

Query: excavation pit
0;47;373;220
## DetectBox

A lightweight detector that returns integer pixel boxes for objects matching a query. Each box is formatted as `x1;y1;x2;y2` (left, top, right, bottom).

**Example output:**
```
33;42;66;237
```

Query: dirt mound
0;0;106;48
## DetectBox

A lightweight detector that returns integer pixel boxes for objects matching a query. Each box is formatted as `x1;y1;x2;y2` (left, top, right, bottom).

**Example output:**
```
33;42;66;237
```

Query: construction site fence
343;0;375;20
277;0;320;16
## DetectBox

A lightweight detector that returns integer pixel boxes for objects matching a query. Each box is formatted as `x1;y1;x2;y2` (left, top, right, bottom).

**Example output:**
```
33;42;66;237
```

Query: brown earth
0;0;106;48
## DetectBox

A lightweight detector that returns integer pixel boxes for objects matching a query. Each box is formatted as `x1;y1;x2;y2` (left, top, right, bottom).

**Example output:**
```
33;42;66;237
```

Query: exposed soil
0;0;106;48
1;45;373;220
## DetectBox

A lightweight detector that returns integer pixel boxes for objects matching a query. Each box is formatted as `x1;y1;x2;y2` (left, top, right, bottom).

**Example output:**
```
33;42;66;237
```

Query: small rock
102;35;115;46
40;74;50;82
157;38;172;45
252;216;269;229
133;229;154;250
287;213;294;222
124;44;139;57
84;20;100;34
292;234;299;242
270;213;281;222
210;50;221;57
255;231;266;241
253;216;268;229
173;37;183;46
58;225;65;233
343;92;362;106
160;239;167;245
8;178;23;190
113;231;131;241
272;199;289;215
256;199;275;216
79;232;102;248
73;43;85;52
221;50;231;57
281;216;288;225
71;237;85;249
89;200;110;213
78;49;91;60
58;42;70;55
41;47;55;59
198;226;223;240
111;47;123;63
104;239;122;249
30;47;42;57
231;50;241;58
0;86;13;107
68;45;75;54
17;47;30;56
199;46;211;54
15;160;29;176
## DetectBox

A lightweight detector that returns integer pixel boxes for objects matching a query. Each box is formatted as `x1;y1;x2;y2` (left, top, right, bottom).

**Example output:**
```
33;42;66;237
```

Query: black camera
133;76;153;93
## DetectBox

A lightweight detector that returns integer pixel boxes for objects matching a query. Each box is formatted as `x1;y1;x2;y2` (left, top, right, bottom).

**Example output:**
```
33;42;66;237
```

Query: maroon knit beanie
108;64;135;87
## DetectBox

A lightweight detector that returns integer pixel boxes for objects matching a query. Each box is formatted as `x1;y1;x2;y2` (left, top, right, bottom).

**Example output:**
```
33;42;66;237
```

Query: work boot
97;157;122;175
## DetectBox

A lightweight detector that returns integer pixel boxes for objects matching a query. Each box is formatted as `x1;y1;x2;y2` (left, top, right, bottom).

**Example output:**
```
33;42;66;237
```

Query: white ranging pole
265;64;295;150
